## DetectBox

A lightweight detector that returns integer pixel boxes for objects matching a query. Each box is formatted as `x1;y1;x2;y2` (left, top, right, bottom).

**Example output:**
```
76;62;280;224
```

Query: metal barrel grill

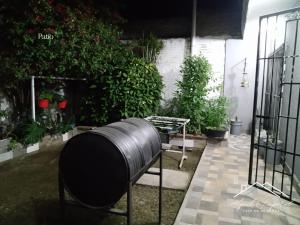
58;118;163;225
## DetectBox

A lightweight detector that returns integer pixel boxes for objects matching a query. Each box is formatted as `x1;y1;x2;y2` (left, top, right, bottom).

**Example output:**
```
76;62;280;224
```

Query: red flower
48;0;55;5
35;15;44;23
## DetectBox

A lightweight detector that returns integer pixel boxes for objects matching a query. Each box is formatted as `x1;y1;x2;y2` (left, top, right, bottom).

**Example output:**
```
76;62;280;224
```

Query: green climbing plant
175;55;212;133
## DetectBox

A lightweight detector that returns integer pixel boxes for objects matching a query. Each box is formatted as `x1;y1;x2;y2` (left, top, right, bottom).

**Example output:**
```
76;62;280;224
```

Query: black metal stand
58;151;163;225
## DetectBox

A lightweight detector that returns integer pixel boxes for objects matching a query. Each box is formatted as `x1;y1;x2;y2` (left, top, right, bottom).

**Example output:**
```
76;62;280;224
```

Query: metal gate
249;7;300;205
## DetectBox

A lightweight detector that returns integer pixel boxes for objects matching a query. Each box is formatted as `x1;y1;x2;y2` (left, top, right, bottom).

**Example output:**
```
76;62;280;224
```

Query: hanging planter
57;99;68;109
39;90;54;109
38;99;49;109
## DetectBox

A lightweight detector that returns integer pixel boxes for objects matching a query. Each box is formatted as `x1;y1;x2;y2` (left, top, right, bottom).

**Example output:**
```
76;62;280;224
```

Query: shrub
81;58;164;124
12;120;45;146
0;0;164;127
0;0;127;80
131;33;164;63
175;55;212;133
203;96;229;130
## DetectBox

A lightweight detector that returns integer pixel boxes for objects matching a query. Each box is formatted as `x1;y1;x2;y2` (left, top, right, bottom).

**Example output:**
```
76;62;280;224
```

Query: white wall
156;38;187;101
224;0;300;133
157;37;225;102
192;38;225;97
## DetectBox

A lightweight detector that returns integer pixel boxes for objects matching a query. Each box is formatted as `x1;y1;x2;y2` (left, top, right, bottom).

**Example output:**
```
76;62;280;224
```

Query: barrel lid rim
59;132;129;208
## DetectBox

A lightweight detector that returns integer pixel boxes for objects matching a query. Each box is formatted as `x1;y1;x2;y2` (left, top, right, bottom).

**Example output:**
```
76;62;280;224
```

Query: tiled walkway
174;135;300;225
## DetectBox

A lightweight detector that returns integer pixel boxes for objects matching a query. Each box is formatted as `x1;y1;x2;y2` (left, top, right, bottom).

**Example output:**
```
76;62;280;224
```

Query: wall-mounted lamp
241;58;249;87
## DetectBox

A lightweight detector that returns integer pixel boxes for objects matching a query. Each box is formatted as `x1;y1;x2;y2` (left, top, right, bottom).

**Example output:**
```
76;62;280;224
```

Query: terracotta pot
57;100;67;109
39;99;49;109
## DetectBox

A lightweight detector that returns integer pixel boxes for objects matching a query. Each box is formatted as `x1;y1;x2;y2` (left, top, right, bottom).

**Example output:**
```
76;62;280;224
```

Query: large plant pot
26;143;39;153
204;128;227;138
0;138;10;154
62;132;70;142
57;100;67;109
0;151;13;163
12;148;26;158
39;99;49;109
230;120;243;135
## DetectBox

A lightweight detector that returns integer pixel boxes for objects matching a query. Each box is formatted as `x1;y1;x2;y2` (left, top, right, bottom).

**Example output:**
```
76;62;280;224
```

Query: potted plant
57;95;68;109
9;139;25;158
0;109;12;155
59;121;73;142
0;141;13;162
173;55;212;134
22;121;45;153
203;96;229;138
38;90;54;109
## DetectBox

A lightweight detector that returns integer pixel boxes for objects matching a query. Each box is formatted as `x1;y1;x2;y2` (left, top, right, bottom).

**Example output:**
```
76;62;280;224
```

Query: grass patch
0;138;205;225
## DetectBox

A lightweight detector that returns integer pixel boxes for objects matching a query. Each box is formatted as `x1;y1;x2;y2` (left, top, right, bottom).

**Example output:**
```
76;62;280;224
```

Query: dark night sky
1;0;246;38
113;0;245;39
118;0;242;20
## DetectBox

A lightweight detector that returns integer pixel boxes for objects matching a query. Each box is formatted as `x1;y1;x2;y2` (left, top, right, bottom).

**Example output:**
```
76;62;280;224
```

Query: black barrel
59;118;161;208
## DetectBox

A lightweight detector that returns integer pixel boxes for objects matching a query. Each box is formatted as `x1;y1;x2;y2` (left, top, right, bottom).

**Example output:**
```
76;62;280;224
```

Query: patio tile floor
174;134;300;225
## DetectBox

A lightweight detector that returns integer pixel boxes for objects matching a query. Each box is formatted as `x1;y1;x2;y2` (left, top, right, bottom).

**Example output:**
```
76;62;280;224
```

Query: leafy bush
0;0;164;127
0;0;129;123
39;90;54;101
175;55;212;133
12;120;45;146
1;0;127;80
203;96;229;130
81;58;164;124
131;33;164;63
58;121;73;134
7;139;22;151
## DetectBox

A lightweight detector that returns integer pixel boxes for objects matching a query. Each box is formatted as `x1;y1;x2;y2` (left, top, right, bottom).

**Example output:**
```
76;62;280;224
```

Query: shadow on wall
227;70;239;119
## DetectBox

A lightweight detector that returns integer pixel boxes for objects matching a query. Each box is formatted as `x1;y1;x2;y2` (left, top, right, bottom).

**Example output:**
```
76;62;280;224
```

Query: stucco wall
156;38;188;101
157;37;225;102
192;38;225;97
224;0;300;133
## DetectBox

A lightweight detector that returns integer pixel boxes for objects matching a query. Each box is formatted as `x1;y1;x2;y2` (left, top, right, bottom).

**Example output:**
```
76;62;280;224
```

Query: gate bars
249;7;300;205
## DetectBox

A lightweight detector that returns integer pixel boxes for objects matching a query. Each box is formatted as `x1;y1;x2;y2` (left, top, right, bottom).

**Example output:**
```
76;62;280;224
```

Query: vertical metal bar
31;76;36;121
264;16;279;184
290;87;300;199
289;20;299;200
58;173;65;222
249;17;263;185
127;181;133;225
159;152;163;224
281;19;299;193
272;19;289;188
255;17;269;183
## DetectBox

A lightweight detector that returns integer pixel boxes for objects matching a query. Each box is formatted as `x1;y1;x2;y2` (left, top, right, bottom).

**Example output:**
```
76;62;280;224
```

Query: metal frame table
145;116;190;169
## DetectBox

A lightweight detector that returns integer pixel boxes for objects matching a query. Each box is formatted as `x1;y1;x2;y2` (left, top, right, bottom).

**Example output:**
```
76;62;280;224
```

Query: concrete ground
137;168;191;190
175;134;300;225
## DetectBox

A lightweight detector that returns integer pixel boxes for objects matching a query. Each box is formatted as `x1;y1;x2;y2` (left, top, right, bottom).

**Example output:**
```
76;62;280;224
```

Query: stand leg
159;152;163;224
178;125;187;169
58;173;65;222
127;181;132;225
